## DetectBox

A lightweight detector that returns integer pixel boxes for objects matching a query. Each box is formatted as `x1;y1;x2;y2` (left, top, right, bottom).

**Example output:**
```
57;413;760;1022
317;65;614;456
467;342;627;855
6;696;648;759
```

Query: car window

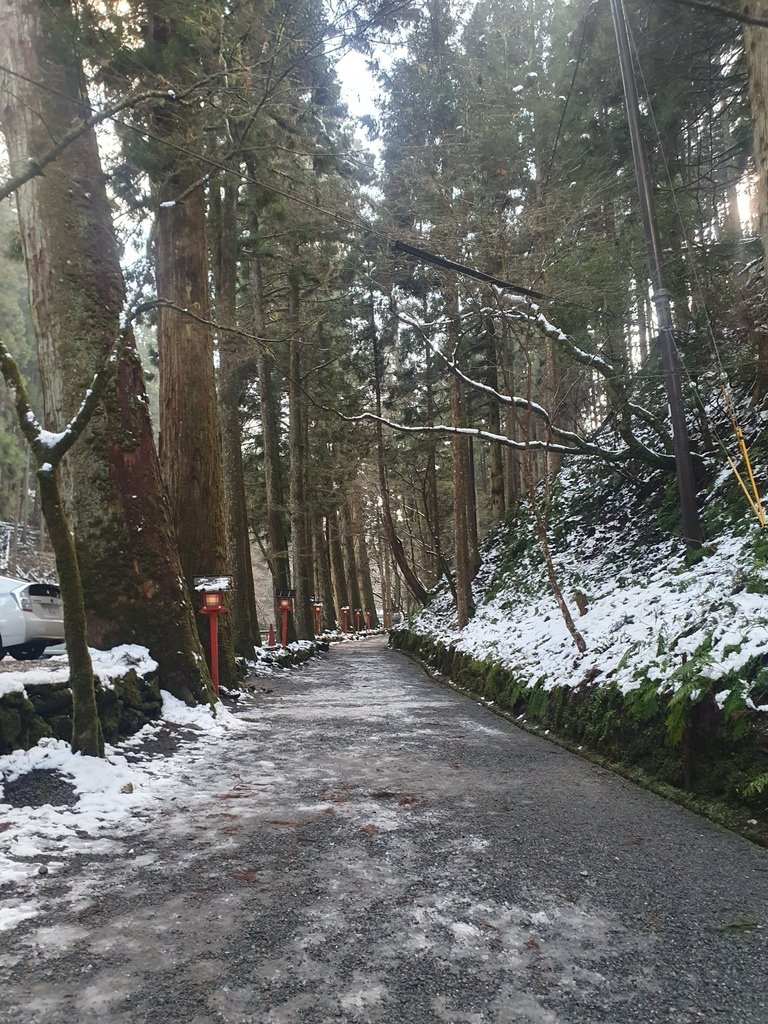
28;584;60;599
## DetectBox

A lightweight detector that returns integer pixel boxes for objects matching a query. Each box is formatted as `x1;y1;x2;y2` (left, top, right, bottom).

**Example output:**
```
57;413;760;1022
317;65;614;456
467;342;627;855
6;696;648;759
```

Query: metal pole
209;613;219;696
609;0;701;549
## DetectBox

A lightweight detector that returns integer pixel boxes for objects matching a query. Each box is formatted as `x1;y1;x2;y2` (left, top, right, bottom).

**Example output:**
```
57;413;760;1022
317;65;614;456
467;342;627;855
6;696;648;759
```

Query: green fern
741;772;768;799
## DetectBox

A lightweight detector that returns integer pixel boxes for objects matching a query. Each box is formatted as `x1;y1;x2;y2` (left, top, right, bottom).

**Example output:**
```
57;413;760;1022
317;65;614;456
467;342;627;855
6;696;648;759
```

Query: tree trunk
154;152;237;687
287;254;313;640
449;374;474;629
465;431;480;575
486;320;506;523
314;515;337;631
250;247;295;640
341;500;364;614
446;300;475;627
0;0;211;704
328;509;349;623
351;497;379;627
38;468;102;755
212;178;260;656
424;335;441;582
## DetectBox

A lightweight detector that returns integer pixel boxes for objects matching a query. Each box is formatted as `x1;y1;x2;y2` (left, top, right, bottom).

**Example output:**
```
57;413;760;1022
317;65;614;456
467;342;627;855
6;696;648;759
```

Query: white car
0;576;64;660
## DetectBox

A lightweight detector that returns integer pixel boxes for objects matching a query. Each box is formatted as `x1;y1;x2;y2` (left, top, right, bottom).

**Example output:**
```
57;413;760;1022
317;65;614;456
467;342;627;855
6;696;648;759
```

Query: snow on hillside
408;460;768;713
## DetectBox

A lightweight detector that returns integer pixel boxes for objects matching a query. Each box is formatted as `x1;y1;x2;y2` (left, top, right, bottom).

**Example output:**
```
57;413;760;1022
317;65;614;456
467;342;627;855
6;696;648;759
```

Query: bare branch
132;297;271;351
0;68;244;204
339;407;641;462
658;0;768;28
0;341;40;450
397;311;677;471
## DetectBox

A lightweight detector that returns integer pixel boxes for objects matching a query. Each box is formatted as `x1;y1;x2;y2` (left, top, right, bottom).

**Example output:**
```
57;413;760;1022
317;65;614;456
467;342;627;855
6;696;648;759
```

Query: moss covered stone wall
0;670;162;754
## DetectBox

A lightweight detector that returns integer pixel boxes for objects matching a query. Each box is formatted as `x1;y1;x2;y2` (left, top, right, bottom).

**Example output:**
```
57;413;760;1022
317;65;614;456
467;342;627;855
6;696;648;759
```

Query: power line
543;0;599;189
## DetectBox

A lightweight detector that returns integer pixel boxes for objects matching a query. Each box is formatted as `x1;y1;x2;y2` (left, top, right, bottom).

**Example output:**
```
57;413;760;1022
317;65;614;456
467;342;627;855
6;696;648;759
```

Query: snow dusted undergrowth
409;459;768;714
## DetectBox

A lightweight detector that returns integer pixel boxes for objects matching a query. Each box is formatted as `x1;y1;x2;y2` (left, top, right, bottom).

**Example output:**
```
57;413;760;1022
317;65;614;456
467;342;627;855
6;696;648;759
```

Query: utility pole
609;0;702;549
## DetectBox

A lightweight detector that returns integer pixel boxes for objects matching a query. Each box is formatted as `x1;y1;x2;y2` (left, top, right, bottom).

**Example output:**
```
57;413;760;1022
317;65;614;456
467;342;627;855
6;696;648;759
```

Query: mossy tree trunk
0;0;211;706
141;2;237;687
38;468;102;756
154;173;237;686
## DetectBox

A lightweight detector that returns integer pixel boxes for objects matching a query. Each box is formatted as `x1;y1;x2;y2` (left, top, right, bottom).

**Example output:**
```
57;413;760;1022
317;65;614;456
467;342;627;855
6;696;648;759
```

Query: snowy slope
407;458;768;715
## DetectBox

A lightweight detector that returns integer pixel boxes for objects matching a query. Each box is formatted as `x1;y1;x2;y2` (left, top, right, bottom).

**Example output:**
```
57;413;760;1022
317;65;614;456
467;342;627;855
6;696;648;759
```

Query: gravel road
1;637;767;1024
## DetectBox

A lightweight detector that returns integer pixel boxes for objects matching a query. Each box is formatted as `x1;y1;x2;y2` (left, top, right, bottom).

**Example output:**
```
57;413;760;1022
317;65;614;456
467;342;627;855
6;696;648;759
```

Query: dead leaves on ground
369;789;424;809
231;867;260;883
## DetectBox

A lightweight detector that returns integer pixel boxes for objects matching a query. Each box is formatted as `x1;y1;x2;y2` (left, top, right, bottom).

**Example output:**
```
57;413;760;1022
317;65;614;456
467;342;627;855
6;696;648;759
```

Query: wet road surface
1;637;767;1023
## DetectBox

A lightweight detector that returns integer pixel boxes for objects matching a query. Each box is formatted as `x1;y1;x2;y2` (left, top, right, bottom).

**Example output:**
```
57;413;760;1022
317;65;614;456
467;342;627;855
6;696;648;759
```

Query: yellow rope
721;385;767;528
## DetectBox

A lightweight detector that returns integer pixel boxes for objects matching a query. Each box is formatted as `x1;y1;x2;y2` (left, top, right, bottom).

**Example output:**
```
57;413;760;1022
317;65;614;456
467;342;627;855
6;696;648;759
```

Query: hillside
393;385;768;833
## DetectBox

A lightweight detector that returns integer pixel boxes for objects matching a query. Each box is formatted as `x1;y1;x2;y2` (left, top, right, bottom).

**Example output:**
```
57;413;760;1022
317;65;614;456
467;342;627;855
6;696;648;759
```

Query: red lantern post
341;606;350;633
311;598;323;636
195;576;232;698
278;597;291;646
275;589;295;646
354;608;361;632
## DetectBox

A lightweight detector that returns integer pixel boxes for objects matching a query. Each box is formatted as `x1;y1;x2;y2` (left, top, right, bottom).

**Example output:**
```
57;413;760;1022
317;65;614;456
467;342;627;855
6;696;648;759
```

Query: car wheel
8;642;47;661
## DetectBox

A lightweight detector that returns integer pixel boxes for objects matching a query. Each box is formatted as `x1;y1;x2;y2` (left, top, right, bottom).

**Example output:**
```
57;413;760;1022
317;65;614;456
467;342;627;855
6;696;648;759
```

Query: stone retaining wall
0;670;162;755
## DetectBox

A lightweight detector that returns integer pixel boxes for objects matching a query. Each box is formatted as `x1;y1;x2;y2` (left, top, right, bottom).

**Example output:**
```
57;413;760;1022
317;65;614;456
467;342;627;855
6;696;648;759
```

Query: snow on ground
0;683;248;932
408;462;768;707
0;644;159;697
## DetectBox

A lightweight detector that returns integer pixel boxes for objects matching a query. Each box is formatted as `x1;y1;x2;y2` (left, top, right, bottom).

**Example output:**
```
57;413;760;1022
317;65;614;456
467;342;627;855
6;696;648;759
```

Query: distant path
2;637;767;1023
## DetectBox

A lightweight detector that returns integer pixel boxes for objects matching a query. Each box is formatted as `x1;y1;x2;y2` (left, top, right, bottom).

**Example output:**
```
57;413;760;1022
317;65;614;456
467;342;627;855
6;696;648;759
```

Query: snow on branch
0;304;148;473
341;409;637;462
397;310;676;471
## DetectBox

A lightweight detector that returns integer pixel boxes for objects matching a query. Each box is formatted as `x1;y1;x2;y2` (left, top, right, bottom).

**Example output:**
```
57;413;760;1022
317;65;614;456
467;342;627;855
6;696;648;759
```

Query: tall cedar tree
0;0;212;704
134;1;238;684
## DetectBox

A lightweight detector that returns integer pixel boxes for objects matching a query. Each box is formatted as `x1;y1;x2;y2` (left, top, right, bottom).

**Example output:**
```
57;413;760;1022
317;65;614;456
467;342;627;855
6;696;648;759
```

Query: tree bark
287;253;314;640
424;337;441;583
328;509;349;623
341;500;364;614
314;515;337;631
212;177;260;656
485;320;506;523
449;373;475;629
351;497;379;627
0;0;211;704
249;246;295;639
38;468;103;755
465;431;480;576
154;157;237;686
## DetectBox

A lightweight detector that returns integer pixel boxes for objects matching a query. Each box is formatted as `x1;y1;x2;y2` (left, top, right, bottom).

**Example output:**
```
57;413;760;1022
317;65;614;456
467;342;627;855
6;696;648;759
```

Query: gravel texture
2;769;77;808
1;636;767;1023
